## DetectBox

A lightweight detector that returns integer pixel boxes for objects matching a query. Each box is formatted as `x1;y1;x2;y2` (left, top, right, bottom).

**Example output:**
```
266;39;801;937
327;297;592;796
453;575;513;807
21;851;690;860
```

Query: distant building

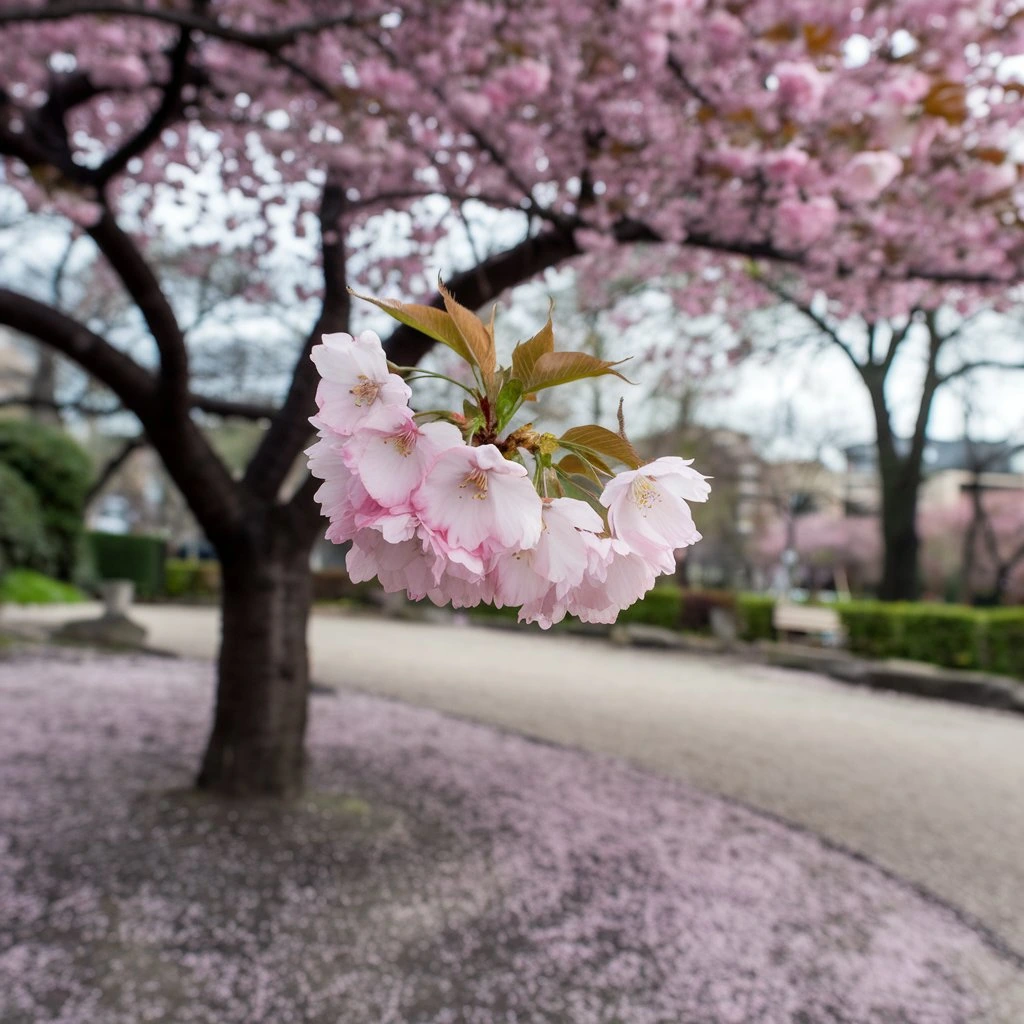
842;438;1024;515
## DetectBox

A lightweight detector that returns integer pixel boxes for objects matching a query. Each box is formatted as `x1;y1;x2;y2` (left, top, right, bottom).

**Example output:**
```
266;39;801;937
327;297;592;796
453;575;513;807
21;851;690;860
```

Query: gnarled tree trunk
197;527;314;798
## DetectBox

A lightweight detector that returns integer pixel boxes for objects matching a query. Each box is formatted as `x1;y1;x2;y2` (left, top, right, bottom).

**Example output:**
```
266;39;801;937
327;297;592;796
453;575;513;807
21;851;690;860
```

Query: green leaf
511;313;554;386
495;379;524;432
349;289;474;366
438;279;496;387
520;351;630;393
560;425;643;469
464;414;485;443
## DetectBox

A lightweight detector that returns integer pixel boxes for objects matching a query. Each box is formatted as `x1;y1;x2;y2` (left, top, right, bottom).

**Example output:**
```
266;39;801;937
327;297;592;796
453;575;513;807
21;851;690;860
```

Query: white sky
1;183;1021;463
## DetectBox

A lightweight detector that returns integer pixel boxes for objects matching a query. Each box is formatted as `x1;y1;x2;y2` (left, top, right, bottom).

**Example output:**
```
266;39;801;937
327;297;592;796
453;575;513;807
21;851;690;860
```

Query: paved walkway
7;602;1024;958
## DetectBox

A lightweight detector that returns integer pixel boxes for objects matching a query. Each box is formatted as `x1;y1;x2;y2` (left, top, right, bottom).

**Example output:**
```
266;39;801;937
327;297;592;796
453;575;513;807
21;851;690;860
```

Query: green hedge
617;585;682;629
737;594;776;641
897;605;982;670
0;421;91;580
87;532;167;599
982;610;1024;681
838;601;1024;679
837;602;901;659
0;463;53;575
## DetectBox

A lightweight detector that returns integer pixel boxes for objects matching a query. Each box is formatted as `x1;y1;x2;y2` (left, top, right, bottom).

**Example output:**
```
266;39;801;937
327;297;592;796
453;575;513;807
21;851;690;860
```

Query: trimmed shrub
0;421;91;580
983;610;1024;681
0;569;85;605
897;605;982;670
737;594;776;641
838;602;902;659
88;532;167;598
0;464;53;575
164;559;221;600
618;585;683;630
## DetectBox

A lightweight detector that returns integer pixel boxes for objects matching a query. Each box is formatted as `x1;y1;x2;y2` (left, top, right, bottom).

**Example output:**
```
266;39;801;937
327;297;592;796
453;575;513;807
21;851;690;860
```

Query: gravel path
2;651;1022;1023
6;605;1024;955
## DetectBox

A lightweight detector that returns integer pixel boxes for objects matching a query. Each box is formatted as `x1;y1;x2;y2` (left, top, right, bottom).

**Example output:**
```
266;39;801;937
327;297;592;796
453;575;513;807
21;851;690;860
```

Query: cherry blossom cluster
307;292;709;627
1;2;1021;322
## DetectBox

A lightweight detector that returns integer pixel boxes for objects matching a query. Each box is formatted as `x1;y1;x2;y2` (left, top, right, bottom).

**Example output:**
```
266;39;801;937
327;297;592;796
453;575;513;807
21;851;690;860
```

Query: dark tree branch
940;357;1024;385
87;210;190;406
0;287;155;417
666;53;714;108
881;310;918;372
906;311;945;481
191;394;278;420
86;433;146;503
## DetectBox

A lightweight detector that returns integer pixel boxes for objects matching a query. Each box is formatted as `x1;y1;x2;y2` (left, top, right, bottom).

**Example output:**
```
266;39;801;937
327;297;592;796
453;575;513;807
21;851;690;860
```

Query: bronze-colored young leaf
520;351;630;393
348;289;474;366
511;314;554;386
922;80;968;124
557;441;613;476
560;424;642;469
438;279;496;383
557;453;603;485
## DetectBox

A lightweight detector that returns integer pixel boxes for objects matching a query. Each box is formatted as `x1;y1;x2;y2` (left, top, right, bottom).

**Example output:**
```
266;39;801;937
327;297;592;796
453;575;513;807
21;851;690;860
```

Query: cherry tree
1;0;1021;796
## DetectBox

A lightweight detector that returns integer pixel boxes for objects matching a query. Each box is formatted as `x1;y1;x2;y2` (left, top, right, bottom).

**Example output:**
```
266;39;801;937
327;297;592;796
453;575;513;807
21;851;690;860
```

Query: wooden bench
772;602;843;644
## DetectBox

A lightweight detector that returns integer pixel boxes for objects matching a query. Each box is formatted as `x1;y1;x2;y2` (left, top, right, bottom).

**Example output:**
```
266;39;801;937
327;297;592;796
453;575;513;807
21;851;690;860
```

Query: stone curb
606;623;1024;716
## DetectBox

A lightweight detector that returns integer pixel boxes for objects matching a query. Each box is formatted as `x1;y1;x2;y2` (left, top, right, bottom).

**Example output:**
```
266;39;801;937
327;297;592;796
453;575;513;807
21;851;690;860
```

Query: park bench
772;602;844;645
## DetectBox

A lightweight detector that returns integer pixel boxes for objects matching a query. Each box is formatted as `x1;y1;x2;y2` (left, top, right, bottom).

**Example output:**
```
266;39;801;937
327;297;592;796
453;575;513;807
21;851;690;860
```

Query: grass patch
0;569;86;605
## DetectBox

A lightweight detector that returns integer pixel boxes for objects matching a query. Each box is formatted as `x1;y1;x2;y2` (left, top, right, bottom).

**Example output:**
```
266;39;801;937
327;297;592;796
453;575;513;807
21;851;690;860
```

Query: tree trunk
878;479;920;601
197;536;313;798
862;367;923;602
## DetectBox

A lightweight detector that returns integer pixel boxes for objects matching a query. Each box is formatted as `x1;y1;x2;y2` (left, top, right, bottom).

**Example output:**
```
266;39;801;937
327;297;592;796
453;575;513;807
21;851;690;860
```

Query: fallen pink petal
0;652;1013;1024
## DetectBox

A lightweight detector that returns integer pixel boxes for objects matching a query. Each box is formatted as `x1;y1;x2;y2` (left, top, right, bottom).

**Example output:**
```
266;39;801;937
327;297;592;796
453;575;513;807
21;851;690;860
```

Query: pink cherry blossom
568;538;660;624
90;54;150;89
343;408;462;508
600;457;710;571
774;196;839;251
969;161;1017;200
774;61;828;116
840;151;904;202
880;70;931;108
762;147;810;184
310;331;411;436
346;529;437;600
492;498;604;609
413;444;543;556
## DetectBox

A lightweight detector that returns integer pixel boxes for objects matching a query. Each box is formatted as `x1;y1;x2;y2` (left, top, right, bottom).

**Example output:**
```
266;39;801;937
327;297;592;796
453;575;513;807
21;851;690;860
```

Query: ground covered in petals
0;652;1010;1023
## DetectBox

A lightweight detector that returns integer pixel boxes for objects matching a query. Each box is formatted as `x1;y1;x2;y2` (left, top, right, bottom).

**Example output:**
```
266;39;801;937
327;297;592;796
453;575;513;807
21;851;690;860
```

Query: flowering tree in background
0;0;1021;796
747;298;1024;600
755;512;883;595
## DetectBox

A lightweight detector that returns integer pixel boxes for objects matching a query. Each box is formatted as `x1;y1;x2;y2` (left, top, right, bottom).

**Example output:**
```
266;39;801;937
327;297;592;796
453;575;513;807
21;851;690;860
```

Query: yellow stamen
349;375;380;407
459;468;489;500
631;475;660;515
388;426;417;457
